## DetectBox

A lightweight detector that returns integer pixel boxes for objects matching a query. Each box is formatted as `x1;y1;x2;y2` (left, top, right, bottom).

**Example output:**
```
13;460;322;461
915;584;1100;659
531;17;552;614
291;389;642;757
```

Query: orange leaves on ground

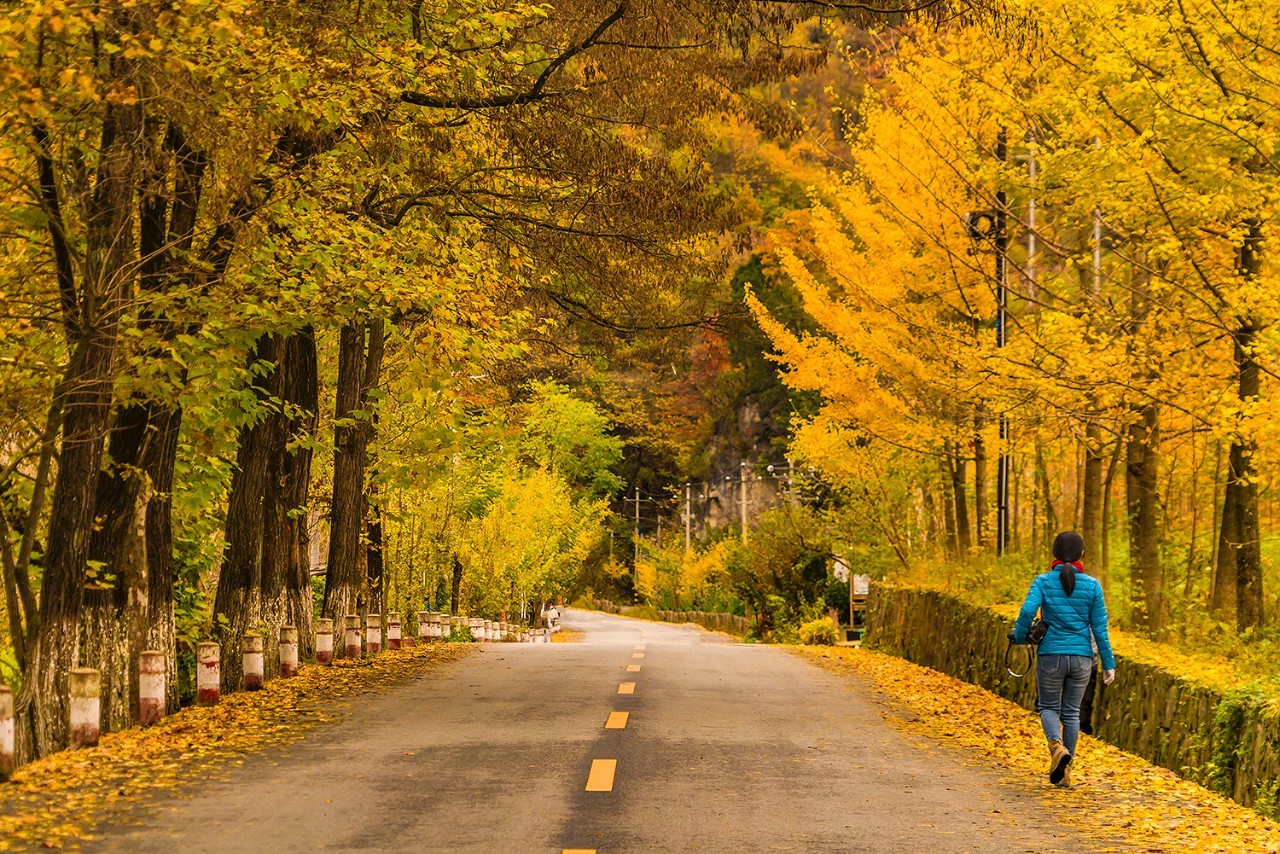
800;646;1280;854
0;644;473;851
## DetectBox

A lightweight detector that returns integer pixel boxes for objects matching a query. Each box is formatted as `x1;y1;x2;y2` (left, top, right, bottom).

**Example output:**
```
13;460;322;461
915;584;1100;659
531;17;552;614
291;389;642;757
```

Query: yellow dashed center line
632;652;645;659
585;759;617;792
605;711;629;729
626;664;641;672
635;644;646;651
618;682;636;694
563;849;596;853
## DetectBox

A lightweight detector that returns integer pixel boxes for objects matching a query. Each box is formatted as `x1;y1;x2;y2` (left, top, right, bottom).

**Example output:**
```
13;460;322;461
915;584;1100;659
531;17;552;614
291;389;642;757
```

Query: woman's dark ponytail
1052;531;1086;596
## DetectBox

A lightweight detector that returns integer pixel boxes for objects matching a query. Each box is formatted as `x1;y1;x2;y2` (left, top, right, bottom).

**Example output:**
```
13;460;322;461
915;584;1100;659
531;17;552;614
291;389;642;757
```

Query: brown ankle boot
1055;762;1072;788
1047;739;1072;785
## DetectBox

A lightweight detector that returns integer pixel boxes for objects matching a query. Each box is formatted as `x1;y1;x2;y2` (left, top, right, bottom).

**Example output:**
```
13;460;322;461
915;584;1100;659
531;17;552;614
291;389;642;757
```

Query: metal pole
740;461;748;542
684;483;692;553
634;486;640;567
787;458;798;509
996;127;1010;557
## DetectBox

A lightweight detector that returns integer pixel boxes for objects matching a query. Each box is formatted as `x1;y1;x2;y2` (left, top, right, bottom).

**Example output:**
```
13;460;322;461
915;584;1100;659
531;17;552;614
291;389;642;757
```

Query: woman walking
1013;531;1116;787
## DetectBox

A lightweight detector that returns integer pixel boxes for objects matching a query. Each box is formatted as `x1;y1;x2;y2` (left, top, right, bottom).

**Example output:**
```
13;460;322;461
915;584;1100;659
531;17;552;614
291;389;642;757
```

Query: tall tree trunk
1212;455;1239;621
451;553;464;616
82;402;184;731
1100;436;1123;592
323;319;386;642
945;439;971;554
283;329;319;660
214;334;285;691
973;413;987;549
1232;220;1265;630
214;329;319;689
81;122;205;729
938;454;958;559
367;480;385;617
1081;423;1104;556
1125;404;1163;633
20;97;142;760
1035;443;1057;553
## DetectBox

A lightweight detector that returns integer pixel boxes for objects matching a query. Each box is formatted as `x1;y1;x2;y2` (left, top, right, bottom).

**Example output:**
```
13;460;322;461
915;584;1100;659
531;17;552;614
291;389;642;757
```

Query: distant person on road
1013;531;1116;788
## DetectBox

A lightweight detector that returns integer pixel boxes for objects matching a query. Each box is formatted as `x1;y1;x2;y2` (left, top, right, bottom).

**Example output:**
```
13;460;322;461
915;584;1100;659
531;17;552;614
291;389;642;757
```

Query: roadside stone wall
865;584;1280;817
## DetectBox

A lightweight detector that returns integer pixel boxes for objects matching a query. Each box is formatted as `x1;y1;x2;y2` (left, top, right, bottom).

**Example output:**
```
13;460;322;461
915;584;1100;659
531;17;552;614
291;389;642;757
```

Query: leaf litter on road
0;644;473;851
799;645;1280;853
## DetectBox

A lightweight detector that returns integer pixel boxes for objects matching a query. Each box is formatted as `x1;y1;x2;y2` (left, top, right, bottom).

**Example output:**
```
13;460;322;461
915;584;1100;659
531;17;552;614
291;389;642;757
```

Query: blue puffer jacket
1014;567;1116;671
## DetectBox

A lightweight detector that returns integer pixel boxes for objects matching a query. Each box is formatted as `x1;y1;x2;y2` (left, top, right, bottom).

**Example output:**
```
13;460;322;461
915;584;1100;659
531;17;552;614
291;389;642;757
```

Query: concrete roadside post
417;611;430;642
69;668;101;749
366;614;382;654
243;635;265;690
387;612;402;650
280;625;299;677
139;650;165;726
440;614;452;639
316;618;334;665
344;615;362;658
0;684;13;780
197;642;220;705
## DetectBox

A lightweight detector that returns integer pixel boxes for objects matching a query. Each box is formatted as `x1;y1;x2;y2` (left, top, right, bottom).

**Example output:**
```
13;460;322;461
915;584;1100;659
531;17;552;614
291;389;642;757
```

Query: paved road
91;609;1098;853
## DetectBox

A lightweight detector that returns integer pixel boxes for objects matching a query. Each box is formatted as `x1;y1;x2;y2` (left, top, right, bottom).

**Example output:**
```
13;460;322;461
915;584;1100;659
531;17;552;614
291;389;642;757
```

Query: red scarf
1052;560;1084;572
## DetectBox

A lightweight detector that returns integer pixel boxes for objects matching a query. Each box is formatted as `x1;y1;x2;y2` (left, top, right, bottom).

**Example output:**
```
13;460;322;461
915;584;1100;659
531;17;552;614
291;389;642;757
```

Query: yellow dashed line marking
632;652;645;659
618;682;636;694
626;664;641;672
606;711;629;729
635;644;646;650
563;849;596;853
586;759;617;792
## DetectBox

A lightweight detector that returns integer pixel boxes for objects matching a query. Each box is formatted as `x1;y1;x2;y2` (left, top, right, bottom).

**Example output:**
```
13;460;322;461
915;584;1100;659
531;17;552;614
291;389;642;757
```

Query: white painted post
366;613;382;654
197;642;220;705
243;635;265;691
139;650;165;726
0;684;14;781
69;668;101;749
316;618;334;666
387;612;402;651
417;611;431;642
344;614;362;658
280;625;299;677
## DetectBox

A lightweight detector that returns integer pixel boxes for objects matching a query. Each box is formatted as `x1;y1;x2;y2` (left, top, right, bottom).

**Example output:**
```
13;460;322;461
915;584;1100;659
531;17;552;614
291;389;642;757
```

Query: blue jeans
1036;654;1093;754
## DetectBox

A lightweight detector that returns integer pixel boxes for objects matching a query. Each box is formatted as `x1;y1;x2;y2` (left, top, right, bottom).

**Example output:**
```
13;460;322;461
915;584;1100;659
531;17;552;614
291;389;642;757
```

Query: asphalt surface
89;609;1100;853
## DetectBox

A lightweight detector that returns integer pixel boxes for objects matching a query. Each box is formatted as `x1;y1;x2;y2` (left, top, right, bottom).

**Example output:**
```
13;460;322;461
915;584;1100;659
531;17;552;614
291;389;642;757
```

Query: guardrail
0;611;551;780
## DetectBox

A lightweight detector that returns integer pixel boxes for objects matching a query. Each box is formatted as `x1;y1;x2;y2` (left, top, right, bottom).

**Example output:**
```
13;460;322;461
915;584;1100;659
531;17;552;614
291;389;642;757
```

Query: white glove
1103;669;1116;685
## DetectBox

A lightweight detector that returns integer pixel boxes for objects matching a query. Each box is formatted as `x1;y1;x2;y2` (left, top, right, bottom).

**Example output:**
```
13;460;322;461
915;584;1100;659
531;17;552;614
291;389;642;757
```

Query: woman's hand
1103;669;1116;685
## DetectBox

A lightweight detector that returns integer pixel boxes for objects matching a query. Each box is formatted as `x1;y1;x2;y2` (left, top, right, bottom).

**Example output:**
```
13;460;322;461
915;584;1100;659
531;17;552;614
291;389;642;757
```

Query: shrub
798;617;840;646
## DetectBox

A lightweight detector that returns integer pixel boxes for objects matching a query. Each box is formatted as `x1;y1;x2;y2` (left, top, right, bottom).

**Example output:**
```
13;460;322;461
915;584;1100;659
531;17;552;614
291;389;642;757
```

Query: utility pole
684;482;692;553
633;486;640;567
740;461;748;542
995;127;1010;558
657;513;663;550
788;458;798;509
